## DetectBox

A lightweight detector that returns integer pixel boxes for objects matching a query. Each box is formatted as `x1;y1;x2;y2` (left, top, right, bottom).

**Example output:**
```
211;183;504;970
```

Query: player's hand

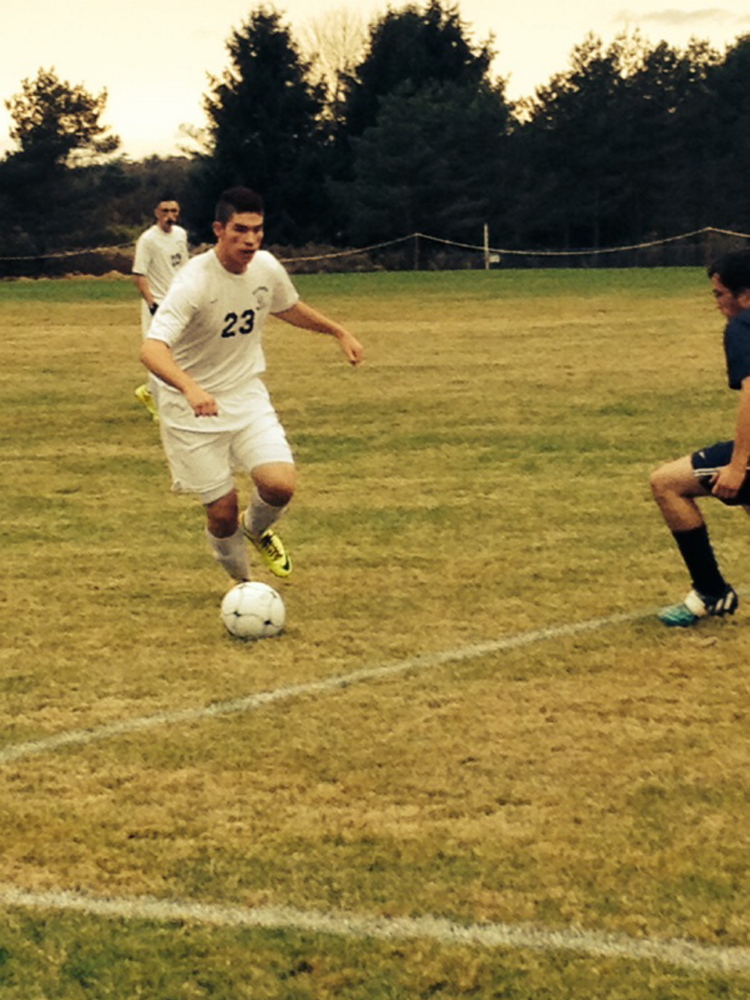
711;464;745;499
338;330;364;366
185;386;218;417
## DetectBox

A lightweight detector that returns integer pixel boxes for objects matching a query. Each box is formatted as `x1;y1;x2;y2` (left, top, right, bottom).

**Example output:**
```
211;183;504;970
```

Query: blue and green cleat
658;586;738;627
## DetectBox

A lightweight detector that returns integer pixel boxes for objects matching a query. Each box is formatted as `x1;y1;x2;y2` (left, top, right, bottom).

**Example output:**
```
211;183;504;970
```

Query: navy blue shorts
691;440;750;505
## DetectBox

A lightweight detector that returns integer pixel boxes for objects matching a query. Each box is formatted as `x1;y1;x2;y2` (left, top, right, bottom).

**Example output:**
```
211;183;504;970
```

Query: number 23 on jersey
222;309;256;338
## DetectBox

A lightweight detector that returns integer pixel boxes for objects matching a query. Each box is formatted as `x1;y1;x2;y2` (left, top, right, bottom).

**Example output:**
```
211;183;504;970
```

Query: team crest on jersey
171;253;183;268
254;285;270;311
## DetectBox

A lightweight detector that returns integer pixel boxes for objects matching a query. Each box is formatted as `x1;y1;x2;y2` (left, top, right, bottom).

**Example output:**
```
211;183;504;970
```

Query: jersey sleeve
145;268;197;346
268;256;300;313
132;232;150;276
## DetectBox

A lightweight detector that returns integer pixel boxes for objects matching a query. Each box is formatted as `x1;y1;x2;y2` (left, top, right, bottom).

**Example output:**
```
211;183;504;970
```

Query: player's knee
650;458;696;503
259;481;295;509
254;464;296;509
206;491;239;537
649;465;668;499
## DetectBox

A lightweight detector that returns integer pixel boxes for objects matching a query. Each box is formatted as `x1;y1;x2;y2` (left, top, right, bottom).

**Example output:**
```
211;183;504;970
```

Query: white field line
0;608;653;766
3;605;750;975
1;885;749;974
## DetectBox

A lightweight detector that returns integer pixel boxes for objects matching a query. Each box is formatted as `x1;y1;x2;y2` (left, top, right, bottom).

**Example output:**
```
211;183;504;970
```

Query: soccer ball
220;581;285;640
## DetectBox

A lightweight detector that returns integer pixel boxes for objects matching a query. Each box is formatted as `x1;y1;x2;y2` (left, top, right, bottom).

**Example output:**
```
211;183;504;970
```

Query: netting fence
1;226;749;278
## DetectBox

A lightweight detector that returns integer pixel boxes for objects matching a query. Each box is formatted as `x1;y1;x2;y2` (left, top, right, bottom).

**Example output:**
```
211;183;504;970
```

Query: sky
2;0;750;161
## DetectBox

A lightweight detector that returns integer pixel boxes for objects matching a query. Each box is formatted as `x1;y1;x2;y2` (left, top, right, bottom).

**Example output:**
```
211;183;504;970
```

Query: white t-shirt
133;224;189;332
146;248;299;430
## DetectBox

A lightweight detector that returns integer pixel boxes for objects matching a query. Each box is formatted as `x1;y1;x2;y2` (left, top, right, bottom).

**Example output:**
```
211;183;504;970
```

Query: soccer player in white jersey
132;194;189;420
140;186;364;582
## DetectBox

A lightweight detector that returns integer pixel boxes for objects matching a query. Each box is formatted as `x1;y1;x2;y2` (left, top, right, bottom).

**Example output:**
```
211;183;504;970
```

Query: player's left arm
713;374;750;498
273;301;364;366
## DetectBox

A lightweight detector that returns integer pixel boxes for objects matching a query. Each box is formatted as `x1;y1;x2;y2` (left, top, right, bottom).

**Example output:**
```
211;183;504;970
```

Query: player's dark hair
708;249;750;296
215;187;265;224
157;192;178;205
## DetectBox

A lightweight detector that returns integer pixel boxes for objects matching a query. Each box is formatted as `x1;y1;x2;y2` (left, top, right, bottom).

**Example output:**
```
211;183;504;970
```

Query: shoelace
260;534;282;558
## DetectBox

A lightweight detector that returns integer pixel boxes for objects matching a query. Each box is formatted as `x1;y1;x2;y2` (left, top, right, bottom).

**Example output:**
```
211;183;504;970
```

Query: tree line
1;0;749;271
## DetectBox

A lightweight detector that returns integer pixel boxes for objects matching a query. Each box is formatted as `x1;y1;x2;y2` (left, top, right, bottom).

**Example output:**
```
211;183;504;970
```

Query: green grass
292;265;709;300
0;275;137;301
1;269;748;998
0;265;707;307
1;908;745;1000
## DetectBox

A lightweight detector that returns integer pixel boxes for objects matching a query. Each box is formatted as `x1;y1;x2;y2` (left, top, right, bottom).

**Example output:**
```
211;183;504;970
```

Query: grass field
1;268;749;998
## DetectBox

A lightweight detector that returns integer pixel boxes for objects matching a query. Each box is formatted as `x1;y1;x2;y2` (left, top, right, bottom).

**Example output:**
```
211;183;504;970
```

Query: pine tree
200;8;327;242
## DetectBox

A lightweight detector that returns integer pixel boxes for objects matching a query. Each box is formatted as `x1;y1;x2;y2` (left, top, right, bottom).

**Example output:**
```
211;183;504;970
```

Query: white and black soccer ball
220;581;285;640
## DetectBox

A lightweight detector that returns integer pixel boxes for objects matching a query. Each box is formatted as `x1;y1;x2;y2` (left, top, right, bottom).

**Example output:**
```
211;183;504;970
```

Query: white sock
207;526;250;581
245;488;287;538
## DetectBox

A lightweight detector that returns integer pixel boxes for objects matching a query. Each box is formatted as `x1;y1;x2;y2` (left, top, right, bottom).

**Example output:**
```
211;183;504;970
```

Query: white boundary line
6;605;749;976
0;608;652;766
1;885;749;974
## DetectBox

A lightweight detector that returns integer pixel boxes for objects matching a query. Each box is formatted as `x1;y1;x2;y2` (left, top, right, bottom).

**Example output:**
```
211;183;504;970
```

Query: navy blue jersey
724;308;750;389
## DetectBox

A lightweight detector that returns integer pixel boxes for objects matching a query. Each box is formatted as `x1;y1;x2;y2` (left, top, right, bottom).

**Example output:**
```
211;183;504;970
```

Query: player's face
155;201;180;232
711;273;746;320
214;212;264;273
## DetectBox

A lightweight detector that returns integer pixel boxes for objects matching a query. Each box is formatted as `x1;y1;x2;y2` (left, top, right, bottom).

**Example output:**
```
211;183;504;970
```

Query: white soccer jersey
146;248;299;430
133;224;189;332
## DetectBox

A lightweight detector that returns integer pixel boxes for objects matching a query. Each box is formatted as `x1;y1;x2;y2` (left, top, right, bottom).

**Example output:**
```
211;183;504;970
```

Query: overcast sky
2;1;749;160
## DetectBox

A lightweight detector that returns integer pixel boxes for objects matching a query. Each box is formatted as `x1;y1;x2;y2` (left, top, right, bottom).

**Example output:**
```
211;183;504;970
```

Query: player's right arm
712;374;750;499
139;261;218;417
132;236;157;312
133;273;157;313
140;339;218;417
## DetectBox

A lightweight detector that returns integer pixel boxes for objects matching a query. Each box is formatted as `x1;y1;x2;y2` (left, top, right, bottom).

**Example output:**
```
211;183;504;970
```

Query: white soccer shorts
158;384;294;505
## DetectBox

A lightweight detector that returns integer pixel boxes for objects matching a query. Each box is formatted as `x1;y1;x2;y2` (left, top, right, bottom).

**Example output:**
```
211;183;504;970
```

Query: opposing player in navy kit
650;249;750;626
140;186;363;583
132;195;189;420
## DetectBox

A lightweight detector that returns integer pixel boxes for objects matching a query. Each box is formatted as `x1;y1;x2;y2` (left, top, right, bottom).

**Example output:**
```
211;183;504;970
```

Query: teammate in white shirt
132;195;189;419
140;186;364;583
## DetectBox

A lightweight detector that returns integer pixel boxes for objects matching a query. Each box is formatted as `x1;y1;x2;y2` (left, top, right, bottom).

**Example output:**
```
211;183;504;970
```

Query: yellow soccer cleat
241;517;292;578
134;383;159;422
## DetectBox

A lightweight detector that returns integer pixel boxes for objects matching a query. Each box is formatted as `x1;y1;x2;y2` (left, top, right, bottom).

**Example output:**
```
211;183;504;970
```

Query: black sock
671;525;726;598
